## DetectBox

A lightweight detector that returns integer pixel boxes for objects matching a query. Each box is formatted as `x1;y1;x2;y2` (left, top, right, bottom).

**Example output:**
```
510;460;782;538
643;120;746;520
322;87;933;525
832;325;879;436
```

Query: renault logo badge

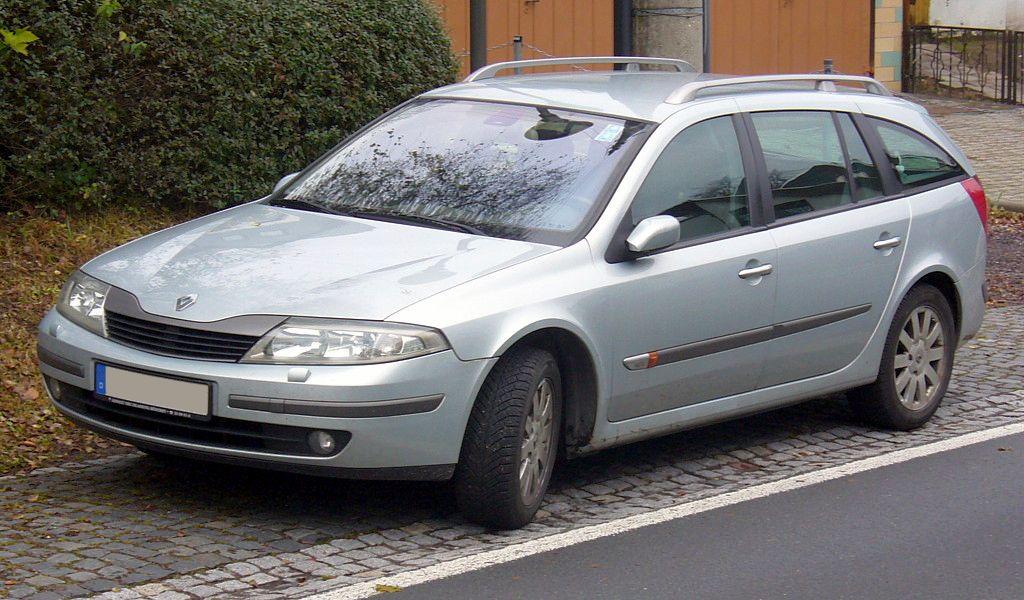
175;294;198;311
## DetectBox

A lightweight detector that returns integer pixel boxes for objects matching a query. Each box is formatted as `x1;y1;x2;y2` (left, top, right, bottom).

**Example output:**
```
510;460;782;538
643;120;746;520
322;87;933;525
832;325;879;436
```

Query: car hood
83;203;556;322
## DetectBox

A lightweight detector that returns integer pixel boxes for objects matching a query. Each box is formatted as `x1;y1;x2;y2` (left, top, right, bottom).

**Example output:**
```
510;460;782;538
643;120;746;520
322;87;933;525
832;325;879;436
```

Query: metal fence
903;25;1023;104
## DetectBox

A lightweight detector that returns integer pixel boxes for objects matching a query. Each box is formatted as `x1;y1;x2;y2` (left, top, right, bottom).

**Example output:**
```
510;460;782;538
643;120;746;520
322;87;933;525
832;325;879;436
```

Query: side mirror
273;172;300;194
626;215;680;255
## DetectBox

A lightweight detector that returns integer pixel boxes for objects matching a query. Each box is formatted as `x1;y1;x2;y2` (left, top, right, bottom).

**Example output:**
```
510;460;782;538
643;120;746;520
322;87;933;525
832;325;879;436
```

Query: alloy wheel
894;306;946;410
519;377;554;504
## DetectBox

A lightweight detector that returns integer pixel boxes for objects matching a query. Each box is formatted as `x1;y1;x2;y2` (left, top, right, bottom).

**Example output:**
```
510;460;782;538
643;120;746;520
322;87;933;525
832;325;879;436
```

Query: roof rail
665;74;892;104
464;56;697;82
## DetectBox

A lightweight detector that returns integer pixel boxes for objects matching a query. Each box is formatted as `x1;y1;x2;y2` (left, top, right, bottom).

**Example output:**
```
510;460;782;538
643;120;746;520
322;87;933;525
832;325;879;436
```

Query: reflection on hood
84;203;556;322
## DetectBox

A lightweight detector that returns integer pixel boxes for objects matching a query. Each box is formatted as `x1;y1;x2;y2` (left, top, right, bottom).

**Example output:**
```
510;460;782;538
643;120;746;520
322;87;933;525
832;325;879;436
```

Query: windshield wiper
267;197;352;217
269;199;488;236
351;211;489;236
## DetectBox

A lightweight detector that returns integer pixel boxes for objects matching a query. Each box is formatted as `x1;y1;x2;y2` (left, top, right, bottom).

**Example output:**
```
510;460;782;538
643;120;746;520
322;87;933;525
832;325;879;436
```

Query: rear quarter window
869;118;965;189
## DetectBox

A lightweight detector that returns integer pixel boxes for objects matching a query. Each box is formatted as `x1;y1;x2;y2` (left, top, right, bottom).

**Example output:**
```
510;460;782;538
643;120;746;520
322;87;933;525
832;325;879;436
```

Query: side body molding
624;304;871;370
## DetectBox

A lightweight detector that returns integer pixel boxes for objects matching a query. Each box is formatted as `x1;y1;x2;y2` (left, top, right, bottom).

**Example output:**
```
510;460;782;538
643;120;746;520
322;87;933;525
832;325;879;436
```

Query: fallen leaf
375;584;402;593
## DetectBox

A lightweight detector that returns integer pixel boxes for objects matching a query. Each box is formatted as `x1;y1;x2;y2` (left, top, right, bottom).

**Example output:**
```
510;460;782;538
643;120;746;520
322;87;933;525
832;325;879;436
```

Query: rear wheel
849;284;955;430
454;346;561;529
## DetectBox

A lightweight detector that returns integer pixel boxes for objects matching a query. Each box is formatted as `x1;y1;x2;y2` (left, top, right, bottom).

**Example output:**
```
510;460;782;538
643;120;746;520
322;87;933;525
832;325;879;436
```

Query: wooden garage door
432;0;614;76
710;0;873;76
432;0;472;73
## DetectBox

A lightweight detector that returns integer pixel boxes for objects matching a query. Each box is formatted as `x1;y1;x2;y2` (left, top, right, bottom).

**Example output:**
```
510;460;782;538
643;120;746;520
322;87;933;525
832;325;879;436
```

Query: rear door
746;109;911;387
596;114;778;422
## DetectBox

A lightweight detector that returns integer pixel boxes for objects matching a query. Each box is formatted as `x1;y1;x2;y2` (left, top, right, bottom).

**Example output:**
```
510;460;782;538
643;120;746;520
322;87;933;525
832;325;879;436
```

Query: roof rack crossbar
464;56;697;82
665;74;892;103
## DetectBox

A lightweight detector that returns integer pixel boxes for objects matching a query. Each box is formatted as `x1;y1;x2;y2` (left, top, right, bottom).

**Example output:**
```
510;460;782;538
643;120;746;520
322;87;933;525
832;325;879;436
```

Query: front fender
490;316;601;360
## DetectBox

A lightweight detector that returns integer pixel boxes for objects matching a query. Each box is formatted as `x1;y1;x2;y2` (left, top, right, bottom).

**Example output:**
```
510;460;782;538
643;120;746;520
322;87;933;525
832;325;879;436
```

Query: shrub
0;0;457;212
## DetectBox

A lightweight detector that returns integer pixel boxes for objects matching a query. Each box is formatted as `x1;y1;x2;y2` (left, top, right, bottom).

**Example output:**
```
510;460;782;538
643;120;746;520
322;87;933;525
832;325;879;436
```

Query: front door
595;115;778;422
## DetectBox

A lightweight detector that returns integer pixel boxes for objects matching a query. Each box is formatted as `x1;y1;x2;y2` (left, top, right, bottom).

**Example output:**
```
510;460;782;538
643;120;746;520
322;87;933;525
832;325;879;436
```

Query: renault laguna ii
38;58;987;528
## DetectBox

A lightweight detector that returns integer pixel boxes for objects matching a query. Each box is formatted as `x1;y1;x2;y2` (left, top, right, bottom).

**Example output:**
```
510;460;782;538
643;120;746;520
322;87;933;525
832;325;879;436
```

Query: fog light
43;376;62;401
307;430;337;456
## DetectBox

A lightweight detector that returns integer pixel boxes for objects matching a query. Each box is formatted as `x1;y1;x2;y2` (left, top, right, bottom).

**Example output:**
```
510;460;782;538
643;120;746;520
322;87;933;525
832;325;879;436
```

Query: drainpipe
702;0;711;71
614;0;633;68
614;0;630;70
470;0;487;72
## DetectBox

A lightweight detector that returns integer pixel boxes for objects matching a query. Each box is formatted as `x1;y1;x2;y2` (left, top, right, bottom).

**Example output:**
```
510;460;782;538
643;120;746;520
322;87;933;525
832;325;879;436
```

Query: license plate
95;364;211;419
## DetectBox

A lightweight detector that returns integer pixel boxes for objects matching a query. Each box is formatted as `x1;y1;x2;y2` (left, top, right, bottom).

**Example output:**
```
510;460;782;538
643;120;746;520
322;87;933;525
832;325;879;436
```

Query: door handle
738;264;773;279
873;236;902;250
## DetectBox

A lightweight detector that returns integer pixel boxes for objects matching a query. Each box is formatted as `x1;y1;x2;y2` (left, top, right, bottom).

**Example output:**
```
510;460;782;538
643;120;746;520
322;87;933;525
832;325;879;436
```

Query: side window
836;114;884;201
870;118;964;188
631;116;750;243
751;111;853;219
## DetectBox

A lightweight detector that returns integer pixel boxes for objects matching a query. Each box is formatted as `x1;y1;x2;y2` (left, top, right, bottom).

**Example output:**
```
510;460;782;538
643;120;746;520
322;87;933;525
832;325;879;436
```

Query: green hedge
0;0;457;212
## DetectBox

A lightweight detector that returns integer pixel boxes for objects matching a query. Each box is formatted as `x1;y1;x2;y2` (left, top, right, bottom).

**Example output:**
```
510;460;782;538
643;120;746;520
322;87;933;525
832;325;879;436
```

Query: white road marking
305;422;1024;600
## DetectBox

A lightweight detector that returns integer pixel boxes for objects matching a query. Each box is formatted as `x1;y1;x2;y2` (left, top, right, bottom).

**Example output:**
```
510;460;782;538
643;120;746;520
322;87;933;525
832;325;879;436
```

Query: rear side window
869;118;965;188
751;111;853;219
836;114;884;201
631;116;751;243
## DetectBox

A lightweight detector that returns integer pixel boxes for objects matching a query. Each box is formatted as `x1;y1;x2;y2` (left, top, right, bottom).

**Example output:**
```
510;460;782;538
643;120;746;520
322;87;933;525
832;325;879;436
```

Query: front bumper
37;309;496;479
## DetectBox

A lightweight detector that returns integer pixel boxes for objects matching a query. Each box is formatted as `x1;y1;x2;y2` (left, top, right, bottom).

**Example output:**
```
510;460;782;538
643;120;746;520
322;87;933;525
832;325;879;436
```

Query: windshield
270;99;651;245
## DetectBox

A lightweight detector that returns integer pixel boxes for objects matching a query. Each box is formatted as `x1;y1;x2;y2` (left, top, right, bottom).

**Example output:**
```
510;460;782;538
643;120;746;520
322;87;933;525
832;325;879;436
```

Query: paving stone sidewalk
2;306;1023;600
910;94;1024;211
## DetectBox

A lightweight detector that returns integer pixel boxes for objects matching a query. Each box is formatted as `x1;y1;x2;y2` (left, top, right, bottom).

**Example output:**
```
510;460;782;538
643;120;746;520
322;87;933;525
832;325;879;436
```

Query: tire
454;346;562;529
849;284;956;430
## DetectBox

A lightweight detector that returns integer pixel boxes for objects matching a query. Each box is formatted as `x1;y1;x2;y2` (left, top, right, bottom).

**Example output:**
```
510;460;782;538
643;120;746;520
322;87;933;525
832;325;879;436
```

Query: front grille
105;311;261;361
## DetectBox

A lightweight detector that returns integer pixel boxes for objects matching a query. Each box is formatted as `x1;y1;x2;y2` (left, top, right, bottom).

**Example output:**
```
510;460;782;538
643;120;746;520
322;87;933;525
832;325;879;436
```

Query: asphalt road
397;432;1024;600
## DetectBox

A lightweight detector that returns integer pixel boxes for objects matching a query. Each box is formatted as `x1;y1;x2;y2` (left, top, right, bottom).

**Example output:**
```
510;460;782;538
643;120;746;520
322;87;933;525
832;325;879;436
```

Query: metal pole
470;0;487;73
1010;31;1019;104
513;36;523;74
613;0;633;69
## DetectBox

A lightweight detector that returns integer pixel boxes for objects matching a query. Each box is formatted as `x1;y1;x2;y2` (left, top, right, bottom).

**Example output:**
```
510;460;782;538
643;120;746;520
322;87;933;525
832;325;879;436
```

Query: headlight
57;271;110;336
240;318;449;365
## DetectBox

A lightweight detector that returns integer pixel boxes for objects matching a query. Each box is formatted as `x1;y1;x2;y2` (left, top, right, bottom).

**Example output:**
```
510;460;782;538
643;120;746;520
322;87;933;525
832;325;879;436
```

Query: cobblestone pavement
910;94;1024;210
2;306;1023;600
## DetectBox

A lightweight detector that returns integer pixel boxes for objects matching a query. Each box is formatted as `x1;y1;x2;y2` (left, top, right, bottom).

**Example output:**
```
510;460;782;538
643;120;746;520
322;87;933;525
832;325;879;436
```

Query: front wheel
454;346;562;529
849;284;956;430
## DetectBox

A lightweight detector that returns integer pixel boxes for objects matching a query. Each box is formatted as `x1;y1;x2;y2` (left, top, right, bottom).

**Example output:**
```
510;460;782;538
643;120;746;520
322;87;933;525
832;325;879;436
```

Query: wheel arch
904;267;962;337
489;323;602;451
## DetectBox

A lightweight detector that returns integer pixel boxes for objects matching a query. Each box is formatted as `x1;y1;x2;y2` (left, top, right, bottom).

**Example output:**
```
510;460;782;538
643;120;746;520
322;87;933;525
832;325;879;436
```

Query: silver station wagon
38;57;988;528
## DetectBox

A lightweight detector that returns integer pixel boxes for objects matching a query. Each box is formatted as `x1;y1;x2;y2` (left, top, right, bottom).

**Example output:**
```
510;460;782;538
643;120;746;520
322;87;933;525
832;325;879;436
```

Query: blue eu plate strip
95;363;107;395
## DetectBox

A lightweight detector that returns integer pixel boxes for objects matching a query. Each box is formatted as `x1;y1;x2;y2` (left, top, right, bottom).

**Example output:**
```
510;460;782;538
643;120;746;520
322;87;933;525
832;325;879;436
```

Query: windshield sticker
594;124;624;143
493;143;520;168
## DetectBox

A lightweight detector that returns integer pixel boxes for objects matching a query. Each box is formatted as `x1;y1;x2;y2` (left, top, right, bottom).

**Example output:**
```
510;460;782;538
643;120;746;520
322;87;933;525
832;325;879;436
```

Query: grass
0;206;194;474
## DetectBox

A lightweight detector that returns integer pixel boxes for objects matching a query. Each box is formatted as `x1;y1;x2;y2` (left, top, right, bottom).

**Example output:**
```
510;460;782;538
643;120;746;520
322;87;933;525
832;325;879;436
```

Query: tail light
961;176;988;234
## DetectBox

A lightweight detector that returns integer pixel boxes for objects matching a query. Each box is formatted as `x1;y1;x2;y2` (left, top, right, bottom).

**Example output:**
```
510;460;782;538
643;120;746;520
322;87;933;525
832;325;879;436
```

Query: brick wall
874;0;904;92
